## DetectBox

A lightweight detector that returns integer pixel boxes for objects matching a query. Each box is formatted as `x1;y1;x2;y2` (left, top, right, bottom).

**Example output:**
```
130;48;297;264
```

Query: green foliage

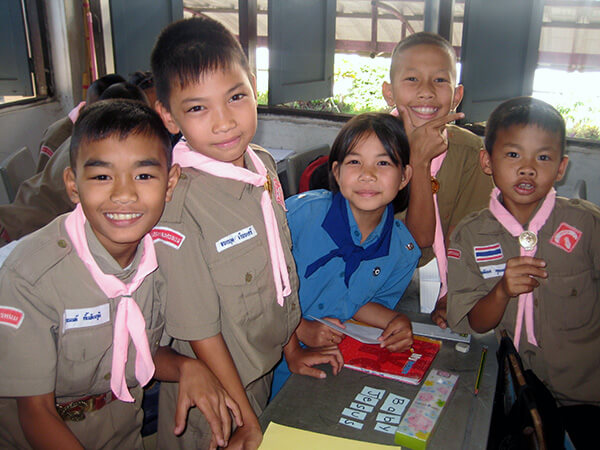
556;101;600;141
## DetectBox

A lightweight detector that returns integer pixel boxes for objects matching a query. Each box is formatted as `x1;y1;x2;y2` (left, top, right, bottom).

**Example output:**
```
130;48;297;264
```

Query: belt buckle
56;398;91;422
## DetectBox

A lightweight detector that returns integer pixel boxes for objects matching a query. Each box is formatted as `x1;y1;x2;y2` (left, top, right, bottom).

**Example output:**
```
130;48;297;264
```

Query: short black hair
99;82;149;105
70;99;173;171
390;32;457;81
329;113;411;213
484;97;566;156
151;16;251;109
128;71;154;91
86;73;126;104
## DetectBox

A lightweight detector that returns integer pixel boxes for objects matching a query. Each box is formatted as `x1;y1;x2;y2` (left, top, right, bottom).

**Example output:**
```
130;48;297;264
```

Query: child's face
382;44;463;129
157;64;257;168
332;132;411;222
480;124;568;225
64;134;180;265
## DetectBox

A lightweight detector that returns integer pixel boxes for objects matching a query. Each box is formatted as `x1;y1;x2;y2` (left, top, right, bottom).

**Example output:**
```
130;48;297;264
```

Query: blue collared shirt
286;189;420;322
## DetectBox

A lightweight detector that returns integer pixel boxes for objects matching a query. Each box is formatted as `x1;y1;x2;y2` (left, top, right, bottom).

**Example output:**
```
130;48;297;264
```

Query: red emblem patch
151;227;186;249
0;306;24;329
549;222;582;253
39;145;54;158
273;177;287;210
447;248;461;259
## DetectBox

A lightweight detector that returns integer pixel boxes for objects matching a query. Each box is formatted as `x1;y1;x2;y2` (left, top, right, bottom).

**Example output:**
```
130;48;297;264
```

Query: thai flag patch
474;243;503;263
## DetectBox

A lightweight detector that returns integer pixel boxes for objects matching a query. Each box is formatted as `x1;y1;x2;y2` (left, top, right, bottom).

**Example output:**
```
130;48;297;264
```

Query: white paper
308;316;382;344
349;402;374;413
360;386;386;400
342;408;367;421
380;393;410;416
339;417;364;430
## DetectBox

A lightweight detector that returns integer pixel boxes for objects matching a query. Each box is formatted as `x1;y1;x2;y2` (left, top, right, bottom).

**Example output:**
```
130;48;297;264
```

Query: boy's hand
378;313;413;352
498;256;547;298
226;423;263;450
430;295;448;329
397;105;464;166
174;358;242;448
296;317;345;347
286;343;344;379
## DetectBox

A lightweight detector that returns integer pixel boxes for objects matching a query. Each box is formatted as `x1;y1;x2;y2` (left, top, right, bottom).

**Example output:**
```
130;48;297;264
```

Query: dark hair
151;16;251;108
390;32;457;81
128;71;154;91
86;73;126;104
329;113;411;213
484;97;566;156
70;99;173;170
99;82;149;105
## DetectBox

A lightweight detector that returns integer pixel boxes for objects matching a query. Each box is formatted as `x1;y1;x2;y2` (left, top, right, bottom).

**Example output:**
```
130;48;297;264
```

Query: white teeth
518;183;534;189
412;106;437;114
106;213;141;220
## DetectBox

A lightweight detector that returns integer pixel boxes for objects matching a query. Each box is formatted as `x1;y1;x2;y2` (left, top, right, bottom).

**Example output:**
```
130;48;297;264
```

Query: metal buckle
56;398;91;422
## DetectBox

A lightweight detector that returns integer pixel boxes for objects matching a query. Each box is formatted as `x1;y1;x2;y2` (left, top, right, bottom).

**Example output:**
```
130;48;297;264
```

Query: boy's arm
189;334;262;450
16;392;83;450
467;256;547;333
353;303;413;353
153;346;242;448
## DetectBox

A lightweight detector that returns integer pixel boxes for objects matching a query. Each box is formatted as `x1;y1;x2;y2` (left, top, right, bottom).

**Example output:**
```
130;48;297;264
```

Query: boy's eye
434;77;450;83
404;76;417;82
507;151;519;158
187;105;205;113
538;154;550;161
91;174;110;181
135;173;154;180
230;93;246;102
377;160;392;166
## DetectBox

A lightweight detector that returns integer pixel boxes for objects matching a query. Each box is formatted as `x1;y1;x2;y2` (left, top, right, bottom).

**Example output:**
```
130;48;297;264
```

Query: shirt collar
346;198;388;247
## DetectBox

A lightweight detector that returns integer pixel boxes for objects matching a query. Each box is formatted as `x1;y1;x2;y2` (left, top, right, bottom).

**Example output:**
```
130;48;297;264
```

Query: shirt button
291;302;296;310
245;273;253;283
534;298;539;307
570;288;577;296
339;272;344;278
354;231;360;237
57;239;67;248
406;243;414;250
179;173;187;180
104;373;111;381
318;304;324;310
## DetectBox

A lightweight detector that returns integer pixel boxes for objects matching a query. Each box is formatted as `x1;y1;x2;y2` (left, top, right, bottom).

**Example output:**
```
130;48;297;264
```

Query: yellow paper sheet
259;422;400;449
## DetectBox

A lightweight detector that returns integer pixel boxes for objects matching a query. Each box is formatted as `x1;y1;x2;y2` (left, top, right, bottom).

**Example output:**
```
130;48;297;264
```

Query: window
0;0;50;107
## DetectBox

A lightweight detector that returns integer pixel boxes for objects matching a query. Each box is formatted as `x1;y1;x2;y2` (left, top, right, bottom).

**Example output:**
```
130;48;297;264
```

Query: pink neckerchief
173;141;291;306
65;204;157;402
68;101;86;123
489;187;556;350
390;107;448;298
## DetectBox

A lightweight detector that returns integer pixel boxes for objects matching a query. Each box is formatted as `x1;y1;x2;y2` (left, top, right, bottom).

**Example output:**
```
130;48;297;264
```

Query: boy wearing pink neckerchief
447;97;600;446
151;17;303;449
0;100;241;449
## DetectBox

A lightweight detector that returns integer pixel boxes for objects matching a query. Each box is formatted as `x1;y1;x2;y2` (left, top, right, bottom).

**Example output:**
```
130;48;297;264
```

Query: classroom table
259;311;498;449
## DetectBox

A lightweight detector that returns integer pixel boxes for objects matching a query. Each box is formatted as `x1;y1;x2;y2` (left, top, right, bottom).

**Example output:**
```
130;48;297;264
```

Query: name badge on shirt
479;263;506;279
63;303;110;332
216;226;257;253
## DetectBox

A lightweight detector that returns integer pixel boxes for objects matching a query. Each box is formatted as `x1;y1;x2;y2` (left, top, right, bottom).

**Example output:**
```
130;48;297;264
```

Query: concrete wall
556;141;600;206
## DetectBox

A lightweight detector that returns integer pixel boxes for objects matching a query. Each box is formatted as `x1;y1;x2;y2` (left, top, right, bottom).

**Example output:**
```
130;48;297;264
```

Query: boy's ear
165;164;181;202
452;85;464;111
555;155;569;183
331;161;341;186
63;167;81;204
399;164;412;191
156;102;181;135
479;148;493;176
382;81;395;107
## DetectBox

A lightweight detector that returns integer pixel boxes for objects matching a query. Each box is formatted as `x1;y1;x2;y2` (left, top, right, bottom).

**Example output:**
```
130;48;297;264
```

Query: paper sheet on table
259;422;399;449
308;316;382;344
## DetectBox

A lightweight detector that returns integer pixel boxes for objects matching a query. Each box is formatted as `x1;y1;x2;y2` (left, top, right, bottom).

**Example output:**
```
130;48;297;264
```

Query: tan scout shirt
447;197;600;406
154;145;301;387
398;125;494;266
0;138;74;244
0;215;164;448
36;115;74;173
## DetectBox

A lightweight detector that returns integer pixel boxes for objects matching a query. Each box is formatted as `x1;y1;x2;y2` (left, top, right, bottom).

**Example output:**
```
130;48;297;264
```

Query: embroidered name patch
0;306;24;329
479;263;506;279
474;243;503;263
39;145;54;158
550;222;582;253
447;248;461;259
216;226;257;253
63;303;110;332
151;226;186;249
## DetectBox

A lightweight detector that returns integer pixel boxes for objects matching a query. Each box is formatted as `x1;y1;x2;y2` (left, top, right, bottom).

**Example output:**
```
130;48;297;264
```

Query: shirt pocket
56;322;113;397
210;243;269;323
545;269;597;332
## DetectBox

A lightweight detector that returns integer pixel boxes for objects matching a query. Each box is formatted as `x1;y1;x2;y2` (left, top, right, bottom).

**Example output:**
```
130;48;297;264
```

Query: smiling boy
0;100;240;449
382;32;494;327
447;97;599;445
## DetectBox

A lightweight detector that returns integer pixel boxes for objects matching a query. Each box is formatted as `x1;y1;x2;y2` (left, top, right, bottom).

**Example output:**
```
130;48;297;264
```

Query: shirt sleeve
0;268;58;396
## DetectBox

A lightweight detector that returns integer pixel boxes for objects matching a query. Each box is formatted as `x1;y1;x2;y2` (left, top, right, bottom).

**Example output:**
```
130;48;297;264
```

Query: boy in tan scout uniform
382;32;494;327
0;100;240;449
151;17;301;449
446;97;599;446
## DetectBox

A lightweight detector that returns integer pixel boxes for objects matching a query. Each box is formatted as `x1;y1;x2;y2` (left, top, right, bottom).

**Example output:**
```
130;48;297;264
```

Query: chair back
0;147;36;202
285;144;330;197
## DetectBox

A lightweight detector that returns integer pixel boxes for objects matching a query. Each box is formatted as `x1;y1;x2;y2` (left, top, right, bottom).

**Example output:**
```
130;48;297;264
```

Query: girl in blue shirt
272;113;421;398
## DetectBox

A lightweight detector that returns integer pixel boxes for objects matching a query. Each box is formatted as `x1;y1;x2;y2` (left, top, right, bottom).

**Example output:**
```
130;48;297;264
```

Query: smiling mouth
105;212;142;221
411;106;439;116
214;136;241;148
514;182;535;194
